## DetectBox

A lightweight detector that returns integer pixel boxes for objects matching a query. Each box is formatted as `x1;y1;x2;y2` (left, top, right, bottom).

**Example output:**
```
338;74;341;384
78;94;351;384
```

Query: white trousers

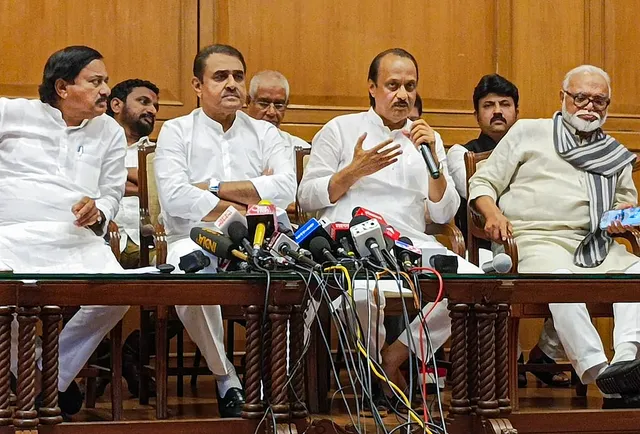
548;263;640;384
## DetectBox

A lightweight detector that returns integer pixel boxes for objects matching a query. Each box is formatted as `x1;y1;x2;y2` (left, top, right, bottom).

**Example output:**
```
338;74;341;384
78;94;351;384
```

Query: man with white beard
469;65;640;408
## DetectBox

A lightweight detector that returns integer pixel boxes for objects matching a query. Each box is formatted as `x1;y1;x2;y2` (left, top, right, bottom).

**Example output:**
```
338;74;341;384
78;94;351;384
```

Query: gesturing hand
349;132;402;178
71;196;103;228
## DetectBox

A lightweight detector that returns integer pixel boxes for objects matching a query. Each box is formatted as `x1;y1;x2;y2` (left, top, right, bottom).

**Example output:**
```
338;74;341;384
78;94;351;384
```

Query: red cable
408;267;444;424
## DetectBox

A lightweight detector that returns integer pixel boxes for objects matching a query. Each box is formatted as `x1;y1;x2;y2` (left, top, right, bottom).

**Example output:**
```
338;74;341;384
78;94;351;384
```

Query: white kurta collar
364;107;410;133
42;103;90;129
199;109;246;136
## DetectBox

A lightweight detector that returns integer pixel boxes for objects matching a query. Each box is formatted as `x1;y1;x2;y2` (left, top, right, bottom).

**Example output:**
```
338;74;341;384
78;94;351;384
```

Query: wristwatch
208;178;221;196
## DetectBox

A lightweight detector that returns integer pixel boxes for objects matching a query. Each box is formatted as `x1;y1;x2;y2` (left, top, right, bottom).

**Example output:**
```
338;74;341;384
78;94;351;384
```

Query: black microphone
309;236;338;264
419;144;440;179
269;232;320;270
228;221;255;257
190;227;249;262
179;250;210;273
394;236;422;271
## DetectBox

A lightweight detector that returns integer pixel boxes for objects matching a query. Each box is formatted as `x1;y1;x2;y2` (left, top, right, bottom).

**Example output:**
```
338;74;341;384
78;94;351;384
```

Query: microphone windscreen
493;253;513;273
398;236;413;246
349;214;369;228
228;221;249;244
308;236;332;260
352;207;361;217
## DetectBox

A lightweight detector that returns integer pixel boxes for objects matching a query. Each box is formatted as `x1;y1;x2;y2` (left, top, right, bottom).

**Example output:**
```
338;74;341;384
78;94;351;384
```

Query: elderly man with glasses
469;64;640;408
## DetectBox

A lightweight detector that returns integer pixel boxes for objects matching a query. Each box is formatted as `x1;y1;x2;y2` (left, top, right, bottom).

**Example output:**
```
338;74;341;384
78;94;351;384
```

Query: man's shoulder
327;111;367;127
163;109;200;129
512;118;553;131
0;98;49;118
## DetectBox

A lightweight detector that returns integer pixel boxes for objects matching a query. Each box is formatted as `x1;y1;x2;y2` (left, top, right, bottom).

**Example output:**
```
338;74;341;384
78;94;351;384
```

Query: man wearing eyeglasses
246;70;311;169
470;65;640;408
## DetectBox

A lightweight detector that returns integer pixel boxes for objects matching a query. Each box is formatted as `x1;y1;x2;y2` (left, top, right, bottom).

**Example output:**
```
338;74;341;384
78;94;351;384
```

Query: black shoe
122;351;156;398
526;348;570;387
59;381;84;416
216;387;245;418
603;393;640;409
596;359;640;396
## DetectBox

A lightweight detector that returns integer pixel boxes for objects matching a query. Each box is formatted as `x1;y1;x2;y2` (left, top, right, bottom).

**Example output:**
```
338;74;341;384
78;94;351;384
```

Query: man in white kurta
0;46;127;415
469;65;640;405
155;44;296;416
298;49;481;401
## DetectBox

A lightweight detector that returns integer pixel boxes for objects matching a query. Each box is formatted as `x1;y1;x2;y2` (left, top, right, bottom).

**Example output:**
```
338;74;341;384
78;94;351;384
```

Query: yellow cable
325;265;430;432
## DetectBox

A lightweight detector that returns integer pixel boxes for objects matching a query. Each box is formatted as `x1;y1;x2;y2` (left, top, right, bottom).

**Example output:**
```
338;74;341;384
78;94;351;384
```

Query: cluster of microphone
180;201;426;273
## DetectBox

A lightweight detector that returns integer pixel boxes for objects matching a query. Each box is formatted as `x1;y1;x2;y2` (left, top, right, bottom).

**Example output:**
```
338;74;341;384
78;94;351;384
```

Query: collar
365;107;410;133
199;108;245;134
560;112;599;144
42;102;90;129
129;136;150;150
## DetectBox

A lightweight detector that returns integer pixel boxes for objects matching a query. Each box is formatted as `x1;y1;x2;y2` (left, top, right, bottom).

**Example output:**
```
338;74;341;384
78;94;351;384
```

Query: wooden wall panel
0;0;198;120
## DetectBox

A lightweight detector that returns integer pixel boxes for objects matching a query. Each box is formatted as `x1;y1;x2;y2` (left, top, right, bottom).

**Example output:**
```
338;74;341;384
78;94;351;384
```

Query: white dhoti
165;237;235;376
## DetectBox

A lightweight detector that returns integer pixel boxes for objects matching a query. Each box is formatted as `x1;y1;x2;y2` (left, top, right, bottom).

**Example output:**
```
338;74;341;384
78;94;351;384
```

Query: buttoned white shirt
155;109;296;240
115;137;149;251
298;108;460;244
0;98;126;230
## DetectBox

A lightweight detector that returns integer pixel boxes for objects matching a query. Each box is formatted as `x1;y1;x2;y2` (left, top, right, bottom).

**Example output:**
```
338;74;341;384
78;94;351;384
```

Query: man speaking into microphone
298;48;481;408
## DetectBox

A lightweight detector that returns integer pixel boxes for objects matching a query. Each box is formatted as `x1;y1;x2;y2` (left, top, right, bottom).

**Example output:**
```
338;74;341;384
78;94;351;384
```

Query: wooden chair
78;221;124;420
464;150;640;409
293;145;312;225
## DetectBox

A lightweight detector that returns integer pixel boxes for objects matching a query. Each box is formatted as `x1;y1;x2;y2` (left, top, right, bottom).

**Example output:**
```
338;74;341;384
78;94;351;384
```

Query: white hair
249;70;290;100
562;64;612;96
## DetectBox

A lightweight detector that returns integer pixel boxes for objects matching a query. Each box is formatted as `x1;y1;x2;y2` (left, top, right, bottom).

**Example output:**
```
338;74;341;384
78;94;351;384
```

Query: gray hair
562;65;612;96
249;70;290;100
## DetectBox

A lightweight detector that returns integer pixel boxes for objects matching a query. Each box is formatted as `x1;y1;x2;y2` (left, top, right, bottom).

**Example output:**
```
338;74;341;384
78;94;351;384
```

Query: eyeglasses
255;99;287;111
563;90;610;111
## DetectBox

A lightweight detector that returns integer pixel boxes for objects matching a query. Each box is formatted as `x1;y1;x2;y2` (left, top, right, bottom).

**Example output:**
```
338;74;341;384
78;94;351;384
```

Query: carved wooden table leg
262;310;273;404
495;304;511;416
467;304;478;413
447;303;471;420
39;306;62;425
13;306;40;429
242;305;265;418
475;304;500;418
0;306;13;426
289;305;308;419
269;305;292;422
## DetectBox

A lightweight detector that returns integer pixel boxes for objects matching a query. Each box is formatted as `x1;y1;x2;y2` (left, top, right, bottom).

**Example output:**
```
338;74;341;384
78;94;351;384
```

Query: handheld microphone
214;206;248;236
268;232;320;270
349;217;388;267
190;227;249;262
246;200;277;255
481;253;513;273
308;236;338;264
179;250;211;273
419;144;440;179
228;221;255;257
394;236;423;270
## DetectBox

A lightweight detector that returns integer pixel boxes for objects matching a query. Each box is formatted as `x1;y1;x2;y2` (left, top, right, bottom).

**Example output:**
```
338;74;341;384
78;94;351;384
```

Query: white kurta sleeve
297;123;343;212
247;126;296;209
95;128;127;224
614;164;638;207
425;133;461;224
446;144;469;199
155;121;220;221
469;122;523;202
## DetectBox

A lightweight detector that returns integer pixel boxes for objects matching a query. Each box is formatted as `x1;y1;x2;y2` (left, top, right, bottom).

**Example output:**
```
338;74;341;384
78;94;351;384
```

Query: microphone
246;200;277;255
228;221;255;257
481;253;513;273
419;144;440;179
394;236;422;271
268;232;320;270
179;250;211;273
214;205;248;236
190;227;249;262
352;207;400;240
294;217;339;252
349;217;388;267
308;236;338;264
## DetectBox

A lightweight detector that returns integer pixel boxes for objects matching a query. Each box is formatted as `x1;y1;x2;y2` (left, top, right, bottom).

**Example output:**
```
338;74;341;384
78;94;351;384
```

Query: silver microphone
481;253;513;273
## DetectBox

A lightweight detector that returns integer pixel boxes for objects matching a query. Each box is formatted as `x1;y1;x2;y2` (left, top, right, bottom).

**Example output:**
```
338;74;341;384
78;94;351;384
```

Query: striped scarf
553;111;636;267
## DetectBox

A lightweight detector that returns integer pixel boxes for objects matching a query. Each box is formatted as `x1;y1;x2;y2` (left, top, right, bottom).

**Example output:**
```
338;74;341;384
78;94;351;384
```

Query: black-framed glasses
563;90;610;111
255;99;287;111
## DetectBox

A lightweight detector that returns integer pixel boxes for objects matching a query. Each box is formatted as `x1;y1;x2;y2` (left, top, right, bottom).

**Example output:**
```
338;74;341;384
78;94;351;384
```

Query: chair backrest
294;145;312;224
137;143;161;266
464;150;492;197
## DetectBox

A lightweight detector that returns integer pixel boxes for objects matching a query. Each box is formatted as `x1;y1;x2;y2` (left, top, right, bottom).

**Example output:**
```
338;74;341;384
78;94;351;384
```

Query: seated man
0;46;127;415
469;65;640;407
246;70;310;157
298;48;481;406
155;44;296;416
448;74;568;387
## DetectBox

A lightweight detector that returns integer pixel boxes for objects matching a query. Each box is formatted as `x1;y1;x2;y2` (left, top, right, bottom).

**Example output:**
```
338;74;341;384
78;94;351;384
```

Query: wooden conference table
1;273;640;434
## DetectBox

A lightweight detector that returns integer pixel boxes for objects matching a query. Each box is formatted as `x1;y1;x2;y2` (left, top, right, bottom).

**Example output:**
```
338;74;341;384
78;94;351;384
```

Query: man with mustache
299;48;482;413
448;74;569;388
154;44;296;417
0;45;127;417
470;65;640;408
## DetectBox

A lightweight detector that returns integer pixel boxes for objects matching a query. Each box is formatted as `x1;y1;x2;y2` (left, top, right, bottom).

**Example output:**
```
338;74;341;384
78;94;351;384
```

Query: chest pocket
73;154;101;194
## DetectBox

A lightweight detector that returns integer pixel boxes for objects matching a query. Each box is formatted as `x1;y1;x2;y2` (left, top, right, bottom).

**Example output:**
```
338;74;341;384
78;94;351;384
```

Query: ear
54;78;69;100
368;79;377;101
110;97;124;115
515;107;520;120
191;76;203;98
559;90;565;104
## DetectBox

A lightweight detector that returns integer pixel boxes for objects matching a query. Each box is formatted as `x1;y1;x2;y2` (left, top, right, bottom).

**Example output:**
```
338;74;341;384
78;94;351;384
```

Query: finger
507;221;514;236
378;150;403;162
492;226;501;241
500;221;509;241
74;199;95;219
355;132;368;149
75;209;99;227
71;196;90;213
376;146;403;158
371;138;395;153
